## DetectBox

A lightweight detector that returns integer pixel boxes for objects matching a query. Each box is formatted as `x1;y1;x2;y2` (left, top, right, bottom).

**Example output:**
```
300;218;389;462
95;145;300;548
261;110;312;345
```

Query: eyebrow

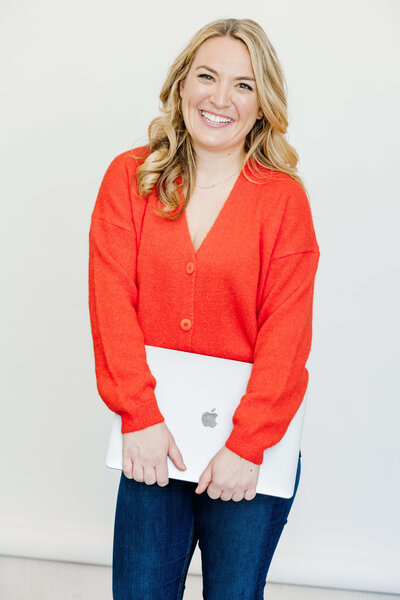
195;65;255;82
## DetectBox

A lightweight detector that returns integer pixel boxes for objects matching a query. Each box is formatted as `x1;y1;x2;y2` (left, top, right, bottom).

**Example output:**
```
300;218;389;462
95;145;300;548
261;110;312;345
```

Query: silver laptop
106;345;307;498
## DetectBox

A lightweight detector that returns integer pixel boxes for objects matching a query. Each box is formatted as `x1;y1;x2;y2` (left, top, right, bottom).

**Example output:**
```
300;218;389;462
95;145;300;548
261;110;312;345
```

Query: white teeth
201;110;232;124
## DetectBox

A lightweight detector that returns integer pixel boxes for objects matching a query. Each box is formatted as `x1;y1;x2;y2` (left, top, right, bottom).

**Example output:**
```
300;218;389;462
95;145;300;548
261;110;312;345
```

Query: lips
200;109;234;121
198;109;234;128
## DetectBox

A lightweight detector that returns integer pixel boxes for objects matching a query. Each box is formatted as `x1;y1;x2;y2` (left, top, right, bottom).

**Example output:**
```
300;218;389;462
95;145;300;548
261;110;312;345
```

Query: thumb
195;467;212;494
169;441;186;470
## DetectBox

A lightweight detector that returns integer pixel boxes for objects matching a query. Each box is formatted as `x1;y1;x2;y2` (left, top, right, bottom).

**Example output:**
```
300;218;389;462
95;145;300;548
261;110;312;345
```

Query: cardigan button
180;318;192;330
186;261;195;274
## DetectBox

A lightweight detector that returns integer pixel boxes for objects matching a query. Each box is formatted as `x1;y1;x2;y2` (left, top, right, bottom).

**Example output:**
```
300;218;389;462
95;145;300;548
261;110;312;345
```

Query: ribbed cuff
224;428;266;465
120;402;165;434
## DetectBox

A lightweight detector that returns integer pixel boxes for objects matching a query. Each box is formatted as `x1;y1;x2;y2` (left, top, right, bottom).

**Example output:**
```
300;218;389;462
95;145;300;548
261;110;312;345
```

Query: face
179;36;263;156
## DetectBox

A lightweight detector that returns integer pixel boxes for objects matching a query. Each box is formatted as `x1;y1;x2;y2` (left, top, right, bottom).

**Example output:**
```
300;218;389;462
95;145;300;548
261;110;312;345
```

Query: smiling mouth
198;110;234;127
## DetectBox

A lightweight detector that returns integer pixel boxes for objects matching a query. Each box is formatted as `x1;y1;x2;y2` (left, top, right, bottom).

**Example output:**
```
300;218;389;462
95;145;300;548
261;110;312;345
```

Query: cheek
190;88;208;105
183;81;203;101
234;97;256;119
245;102;260;120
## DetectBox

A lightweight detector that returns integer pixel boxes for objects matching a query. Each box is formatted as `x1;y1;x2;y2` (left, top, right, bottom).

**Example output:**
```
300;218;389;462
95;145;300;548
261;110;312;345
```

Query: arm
88;152;165;433
224;184;320;465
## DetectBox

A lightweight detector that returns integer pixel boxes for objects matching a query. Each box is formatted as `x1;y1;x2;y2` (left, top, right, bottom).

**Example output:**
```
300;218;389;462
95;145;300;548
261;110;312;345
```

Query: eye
239;83;253;91
197;73;253;91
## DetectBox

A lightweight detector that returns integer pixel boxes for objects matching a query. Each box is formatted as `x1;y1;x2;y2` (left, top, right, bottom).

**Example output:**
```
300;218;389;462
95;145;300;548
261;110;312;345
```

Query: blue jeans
112;450;301;600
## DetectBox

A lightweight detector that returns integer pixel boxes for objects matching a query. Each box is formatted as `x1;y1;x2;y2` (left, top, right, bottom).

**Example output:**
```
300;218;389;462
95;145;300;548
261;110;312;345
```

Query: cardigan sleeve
88;152;165;433
224;183;320;465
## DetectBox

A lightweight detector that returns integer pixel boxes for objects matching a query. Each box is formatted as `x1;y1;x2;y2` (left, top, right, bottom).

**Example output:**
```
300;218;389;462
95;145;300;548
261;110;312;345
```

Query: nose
210;82;232;109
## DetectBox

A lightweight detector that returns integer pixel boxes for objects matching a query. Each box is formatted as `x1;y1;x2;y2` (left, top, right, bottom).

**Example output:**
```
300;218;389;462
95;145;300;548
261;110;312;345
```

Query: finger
132;462;144;482
169;442;186;470
155;461;169;487
195;477;206;494
195;471;204;493
206;481;222;500
231;490;245;502
220;490;234;501
244;488;257;501
143;466;157;486
195;469;212;494
122;458;133;479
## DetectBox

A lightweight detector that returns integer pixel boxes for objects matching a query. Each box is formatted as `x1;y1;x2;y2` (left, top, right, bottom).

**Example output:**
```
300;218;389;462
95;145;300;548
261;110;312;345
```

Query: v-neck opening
181;169;244;260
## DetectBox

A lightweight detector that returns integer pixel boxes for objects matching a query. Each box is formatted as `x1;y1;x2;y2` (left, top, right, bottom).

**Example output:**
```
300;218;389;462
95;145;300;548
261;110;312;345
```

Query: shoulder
97;145;151;202
247;166;319;257
248;164;309;202
245;164;313;221
102;145;151;179
92;146;151;228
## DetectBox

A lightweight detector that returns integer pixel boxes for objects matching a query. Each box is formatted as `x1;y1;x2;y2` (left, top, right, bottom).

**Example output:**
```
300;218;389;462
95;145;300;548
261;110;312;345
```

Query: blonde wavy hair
130;17;306;220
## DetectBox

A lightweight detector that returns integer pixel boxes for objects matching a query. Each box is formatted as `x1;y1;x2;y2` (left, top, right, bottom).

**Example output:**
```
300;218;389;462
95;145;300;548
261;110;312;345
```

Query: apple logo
201;408;218;428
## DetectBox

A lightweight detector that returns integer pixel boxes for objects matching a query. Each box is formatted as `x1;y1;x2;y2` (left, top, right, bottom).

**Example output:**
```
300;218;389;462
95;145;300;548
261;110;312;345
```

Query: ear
257;108;264;120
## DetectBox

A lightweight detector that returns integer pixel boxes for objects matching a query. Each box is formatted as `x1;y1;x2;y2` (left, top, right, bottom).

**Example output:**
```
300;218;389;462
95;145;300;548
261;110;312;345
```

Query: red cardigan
88;146;320;465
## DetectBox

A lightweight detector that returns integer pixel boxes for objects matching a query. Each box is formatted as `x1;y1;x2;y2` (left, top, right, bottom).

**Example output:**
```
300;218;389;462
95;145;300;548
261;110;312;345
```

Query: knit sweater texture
88;145;320;465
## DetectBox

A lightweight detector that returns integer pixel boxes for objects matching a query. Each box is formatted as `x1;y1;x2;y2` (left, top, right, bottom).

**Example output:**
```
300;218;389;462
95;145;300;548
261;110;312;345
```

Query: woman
88;17;320;600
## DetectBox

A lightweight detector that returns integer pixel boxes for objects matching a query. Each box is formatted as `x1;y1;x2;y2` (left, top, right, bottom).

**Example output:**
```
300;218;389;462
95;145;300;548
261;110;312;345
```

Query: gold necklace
195;168;242;190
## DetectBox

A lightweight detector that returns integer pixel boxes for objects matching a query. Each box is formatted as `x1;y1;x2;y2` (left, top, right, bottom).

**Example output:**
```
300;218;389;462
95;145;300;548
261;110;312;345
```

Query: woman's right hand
122;422;187;486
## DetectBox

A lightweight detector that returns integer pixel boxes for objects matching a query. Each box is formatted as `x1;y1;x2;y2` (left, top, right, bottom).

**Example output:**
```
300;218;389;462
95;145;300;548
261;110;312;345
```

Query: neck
193;144;246;181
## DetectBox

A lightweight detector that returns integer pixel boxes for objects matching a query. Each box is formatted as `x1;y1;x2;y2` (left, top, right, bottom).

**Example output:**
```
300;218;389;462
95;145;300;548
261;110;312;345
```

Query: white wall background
1;0;399;595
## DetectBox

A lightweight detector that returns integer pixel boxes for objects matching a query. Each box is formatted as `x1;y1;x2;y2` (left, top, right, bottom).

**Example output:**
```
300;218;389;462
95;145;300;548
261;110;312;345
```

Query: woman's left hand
195;446;260;501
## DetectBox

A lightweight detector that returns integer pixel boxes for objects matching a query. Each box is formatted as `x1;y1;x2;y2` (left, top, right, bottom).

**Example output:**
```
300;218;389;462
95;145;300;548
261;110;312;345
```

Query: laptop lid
106;344;306;498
